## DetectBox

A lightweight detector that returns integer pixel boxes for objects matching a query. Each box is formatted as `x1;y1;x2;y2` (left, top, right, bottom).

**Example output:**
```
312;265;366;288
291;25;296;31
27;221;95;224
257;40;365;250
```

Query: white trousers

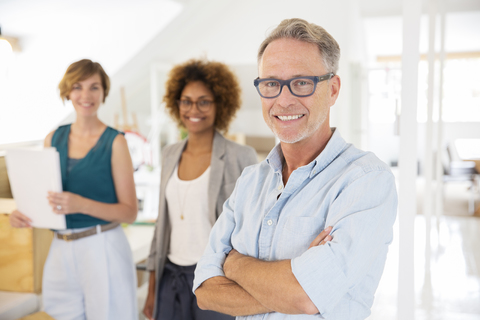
43;225;138;320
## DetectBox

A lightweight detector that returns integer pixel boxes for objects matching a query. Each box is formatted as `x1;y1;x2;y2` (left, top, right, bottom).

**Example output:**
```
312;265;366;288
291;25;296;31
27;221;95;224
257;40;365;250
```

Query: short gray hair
258;18;341;74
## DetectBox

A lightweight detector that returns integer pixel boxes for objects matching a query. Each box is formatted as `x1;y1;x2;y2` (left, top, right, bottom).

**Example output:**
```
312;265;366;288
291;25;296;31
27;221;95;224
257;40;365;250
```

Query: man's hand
220;226;334;315
225;226;333;280
195;276;272;316
224;249;243;280
308;226;333;249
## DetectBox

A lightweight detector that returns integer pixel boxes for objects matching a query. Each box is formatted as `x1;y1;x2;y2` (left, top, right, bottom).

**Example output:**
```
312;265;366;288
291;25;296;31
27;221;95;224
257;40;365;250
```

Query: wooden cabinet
0;157;53;293
0;206;53;293
0;156;13;198
0;155;53;294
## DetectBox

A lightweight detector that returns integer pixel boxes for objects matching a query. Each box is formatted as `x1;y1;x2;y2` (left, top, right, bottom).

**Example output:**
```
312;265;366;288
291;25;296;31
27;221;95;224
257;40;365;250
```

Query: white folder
5;148;66;230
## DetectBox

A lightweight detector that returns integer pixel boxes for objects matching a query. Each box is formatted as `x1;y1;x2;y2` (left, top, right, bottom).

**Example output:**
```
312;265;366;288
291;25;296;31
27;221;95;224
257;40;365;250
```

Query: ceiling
1;0;479;74
0;0;182;75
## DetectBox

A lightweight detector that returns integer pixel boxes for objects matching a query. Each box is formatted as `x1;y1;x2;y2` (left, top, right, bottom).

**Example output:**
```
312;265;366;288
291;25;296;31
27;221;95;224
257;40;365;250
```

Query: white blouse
165;164;214;266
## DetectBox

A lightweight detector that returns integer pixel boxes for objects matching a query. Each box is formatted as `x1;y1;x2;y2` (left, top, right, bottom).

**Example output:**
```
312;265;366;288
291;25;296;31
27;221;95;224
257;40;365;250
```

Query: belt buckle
62;233;72;242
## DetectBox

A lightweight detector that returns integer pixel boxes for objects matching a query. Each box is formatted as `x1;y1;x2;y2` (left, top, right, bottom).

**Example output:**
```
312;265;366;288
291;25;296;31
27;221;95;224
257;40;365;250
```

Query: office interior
0;0;479;319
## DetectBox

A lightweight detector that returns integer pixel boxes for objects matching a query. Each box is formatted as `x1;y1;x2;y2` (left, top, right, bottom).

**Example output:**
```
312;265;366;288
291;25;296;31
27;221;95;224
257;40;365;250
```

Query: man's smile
276;115;305;121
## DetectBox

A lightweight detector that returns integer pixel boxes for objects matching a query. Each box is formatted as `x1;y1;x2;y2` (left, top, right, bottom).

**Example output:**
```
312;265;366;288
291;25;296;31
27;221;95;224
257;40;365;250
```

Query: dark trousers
156;260;234;320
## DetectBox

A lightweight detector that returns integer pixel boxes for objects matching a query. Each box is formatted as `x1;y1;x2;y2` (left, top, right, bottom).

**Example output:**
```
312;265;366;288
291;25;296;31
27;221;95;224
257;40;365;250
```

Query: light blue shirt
193;129;398;320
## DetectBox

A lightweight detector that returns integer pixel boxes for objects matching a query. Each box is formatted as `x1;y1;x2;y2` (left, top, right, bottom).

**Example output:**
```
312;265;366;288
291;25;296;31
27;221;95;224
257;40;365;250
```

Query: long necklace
177;170;191;220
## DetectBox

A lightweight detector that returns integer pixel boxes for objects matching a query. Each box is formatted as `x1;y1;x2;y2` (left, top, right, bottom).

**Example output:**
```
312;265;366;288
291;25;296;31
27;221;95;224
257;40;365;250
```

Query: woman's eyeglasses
177;99;214;112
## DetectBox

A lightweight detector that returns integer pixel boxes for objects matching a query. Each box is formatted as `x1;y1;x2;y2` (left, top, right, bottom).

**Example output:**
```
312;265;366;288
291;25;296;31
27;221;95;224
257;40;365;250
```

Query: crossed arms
193;167;398;318
195;227;333;317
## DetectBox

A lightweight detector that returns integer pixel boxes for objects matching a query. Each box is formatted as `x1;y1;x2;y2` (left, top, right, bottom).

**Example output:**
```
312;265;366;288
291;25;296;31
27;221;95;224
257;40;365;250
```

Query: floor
369;180;480;320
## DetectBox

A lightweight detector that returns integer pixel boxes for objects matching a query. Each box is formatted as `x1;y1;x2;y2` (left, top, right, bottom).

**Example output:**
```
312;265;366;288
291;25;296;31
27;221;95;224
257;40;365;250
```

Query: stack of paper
5;148;66;229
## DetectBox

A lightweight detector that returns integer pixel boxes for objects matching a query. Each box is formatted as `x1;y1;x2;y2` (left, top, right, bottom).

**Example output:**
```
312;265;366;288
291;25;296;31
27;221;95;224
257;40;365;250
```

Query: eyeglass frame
253;72;335;99
176;99;215;112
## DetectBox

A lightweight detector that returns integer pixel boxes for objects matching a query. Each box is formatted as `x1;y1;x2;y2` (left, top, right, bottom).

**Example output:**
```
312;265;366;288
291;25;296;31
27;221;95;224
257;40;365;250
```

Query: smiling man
193;18;398;320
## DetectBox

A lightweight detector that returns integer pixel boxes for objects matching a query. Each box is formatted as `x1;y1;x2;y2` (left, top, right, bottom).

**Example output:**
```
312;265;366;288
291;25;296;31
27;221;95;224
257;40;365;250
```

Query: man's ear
328;75;341;107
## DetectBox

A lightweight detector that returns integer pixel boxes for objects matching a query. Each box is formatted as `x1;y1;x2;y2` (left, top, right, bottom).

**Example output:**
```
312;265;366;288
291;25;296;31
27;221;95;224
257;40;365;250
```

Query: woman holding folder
10;59;138;320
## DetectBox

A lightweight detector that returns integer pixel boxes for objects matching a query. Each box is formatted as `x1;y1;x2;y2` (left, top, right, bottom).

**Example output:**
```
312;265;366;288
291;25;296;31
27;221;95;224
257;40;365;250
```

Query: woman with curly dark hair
143;59;257;320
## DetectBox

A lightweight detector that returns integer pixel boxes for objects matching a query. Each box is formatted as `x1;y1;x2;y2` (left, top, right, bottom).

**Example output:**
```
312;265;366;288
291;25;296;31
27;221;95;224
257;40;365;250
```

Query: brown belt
56;222;120;241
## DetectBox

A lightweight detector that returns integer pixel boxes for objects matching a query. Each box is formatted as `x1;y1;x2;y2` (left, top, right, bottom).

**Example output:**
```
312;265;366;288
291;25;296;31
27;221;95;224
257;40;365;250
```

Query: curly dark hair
164;59;241;133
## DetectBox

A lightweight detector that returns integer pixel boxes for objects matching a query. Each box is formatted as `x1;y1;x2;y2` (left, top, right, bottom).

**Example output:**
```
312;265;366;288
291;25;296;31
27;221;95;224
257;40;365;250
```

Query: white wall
2;1;479;150
101;0;368;146
0;0;182;145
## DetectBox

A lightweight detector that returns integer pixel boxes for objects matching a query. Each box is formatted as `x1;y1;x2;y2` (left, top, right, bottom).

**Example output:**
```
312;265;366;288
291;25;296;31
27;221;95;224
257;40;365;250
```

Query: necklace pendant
181;215;184;220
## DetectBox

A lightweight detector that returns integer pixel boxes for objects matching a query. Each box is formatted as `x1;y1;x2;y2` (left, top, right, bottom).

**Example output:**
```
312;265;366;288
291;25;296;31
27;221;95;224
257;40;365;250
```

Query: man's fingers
308;226;333;249
319;235;333;246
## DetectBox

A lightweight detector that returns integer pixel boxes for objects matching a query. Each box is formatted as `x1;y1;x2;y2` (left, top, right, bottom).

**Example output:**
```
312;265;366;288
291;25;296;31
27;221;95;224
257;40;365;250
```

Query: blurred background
0;0;479;319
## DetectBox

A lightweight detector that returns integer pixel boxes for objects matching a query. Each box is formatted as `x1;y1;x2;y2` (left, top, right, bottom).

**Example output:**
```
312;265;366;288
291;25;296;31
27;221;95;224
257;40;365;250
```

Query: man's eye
293;80;310;86
265;81;279;87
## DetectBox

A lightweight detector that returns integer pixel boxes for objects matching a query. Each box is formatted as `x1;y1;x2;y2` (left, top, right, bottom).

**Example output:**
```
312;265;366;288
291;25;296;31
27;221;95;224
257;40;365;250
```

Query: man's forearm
224;251;318;315
195;276;272;316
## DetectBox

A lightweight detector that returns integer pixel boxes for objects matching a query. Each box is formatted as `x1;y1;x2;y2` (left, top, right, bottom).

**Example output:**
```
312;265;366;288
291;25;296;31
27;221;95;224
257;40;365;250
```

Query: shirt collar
265;143;284;174
265;128;349;178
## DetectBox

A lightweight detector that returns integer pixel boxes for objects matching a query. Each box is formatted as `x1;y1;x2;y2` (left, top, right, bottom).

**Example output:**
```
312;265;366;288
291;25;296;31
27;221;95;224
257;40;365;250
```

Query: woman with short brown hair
10;59;138;320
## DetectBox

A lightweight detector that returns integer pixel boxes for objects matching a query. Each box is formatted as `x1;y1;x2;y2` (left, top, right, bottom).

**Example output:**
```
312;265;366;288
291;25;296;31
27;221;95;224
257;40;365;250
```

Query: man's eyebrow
261;74;310;79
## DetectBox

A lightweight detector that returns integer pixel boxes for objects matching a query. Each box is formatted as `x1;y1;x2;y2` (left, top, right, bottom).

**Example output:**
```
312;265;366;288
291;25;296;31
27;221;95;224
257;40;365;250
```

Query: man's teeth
277;115;303;121
190;118;201;122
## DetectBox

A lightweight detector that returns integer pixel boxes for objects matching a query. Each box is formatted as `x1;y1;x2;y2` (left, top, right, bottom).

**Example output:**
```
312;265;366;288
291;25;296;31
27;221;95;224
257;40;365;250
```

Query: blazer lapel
208;131;226;219
160;140;187;195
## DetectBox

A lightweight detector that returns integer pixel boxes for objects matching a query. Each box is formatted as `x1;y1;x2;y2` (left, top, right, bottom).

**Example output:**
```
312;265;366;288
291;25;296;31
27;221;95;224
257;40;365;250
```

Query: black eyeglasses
177;99;214;112
253;73;334;98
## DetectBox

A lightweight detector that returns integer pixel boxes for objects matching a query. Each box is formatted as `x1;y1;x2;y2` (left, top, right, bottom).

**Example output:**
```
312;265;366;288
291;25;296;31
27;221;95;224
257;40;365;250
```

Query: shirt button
267;219;273;226
277;185;282;190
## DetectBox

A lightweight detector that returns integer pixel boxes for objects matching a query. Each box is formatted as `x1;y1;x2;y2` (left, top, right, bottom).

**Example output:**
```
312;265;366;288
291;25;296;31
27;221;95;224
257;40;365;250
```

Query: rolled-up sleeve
291;169;398;317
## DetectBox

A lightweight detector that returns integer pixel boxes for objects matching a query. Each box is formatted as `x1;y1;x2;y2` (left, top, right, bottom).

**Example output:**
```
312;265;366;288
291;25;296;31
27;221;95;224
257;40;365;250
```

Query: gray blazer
146;131;257;314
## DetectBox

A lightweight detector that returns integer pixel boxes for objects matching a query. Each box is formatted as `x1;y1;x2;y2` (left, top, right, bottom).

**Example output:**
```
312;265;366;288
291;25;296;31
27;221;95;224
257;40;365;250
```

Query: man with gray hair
193;18;397;319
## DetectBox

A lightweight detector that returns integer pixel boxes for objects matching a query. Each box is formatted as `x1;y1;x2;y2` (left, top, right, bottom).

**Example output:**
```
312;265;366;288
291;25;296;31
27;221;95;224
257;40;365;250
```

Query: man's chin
274;131;308;144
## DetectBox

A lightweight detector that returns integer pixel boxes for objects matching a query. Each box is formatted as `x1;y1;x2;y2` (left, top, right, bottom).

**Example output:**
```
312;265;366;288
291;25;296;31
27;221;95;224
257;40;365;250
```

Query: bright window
368;58;480;123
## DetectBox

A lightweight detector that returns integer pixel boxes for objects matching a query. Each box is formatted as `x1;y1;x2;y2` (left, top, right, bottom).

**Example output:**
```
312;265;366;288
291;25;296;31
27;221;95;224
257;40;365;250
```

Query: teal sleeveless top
51;124;123;229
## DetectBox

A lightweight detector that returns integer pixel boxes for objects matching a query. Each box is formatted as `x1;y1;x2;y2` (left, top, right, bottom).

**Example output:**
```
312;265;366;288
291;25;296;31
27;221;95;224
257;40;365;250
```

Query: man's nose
276;84;296;105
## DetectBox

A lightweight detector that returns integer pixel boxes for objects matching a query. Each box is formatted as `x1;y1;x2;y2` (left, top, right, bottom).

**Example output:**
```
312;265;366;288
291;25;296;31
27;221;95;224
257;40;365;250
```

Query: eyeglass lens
178;100;213;111
258;78;316;97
